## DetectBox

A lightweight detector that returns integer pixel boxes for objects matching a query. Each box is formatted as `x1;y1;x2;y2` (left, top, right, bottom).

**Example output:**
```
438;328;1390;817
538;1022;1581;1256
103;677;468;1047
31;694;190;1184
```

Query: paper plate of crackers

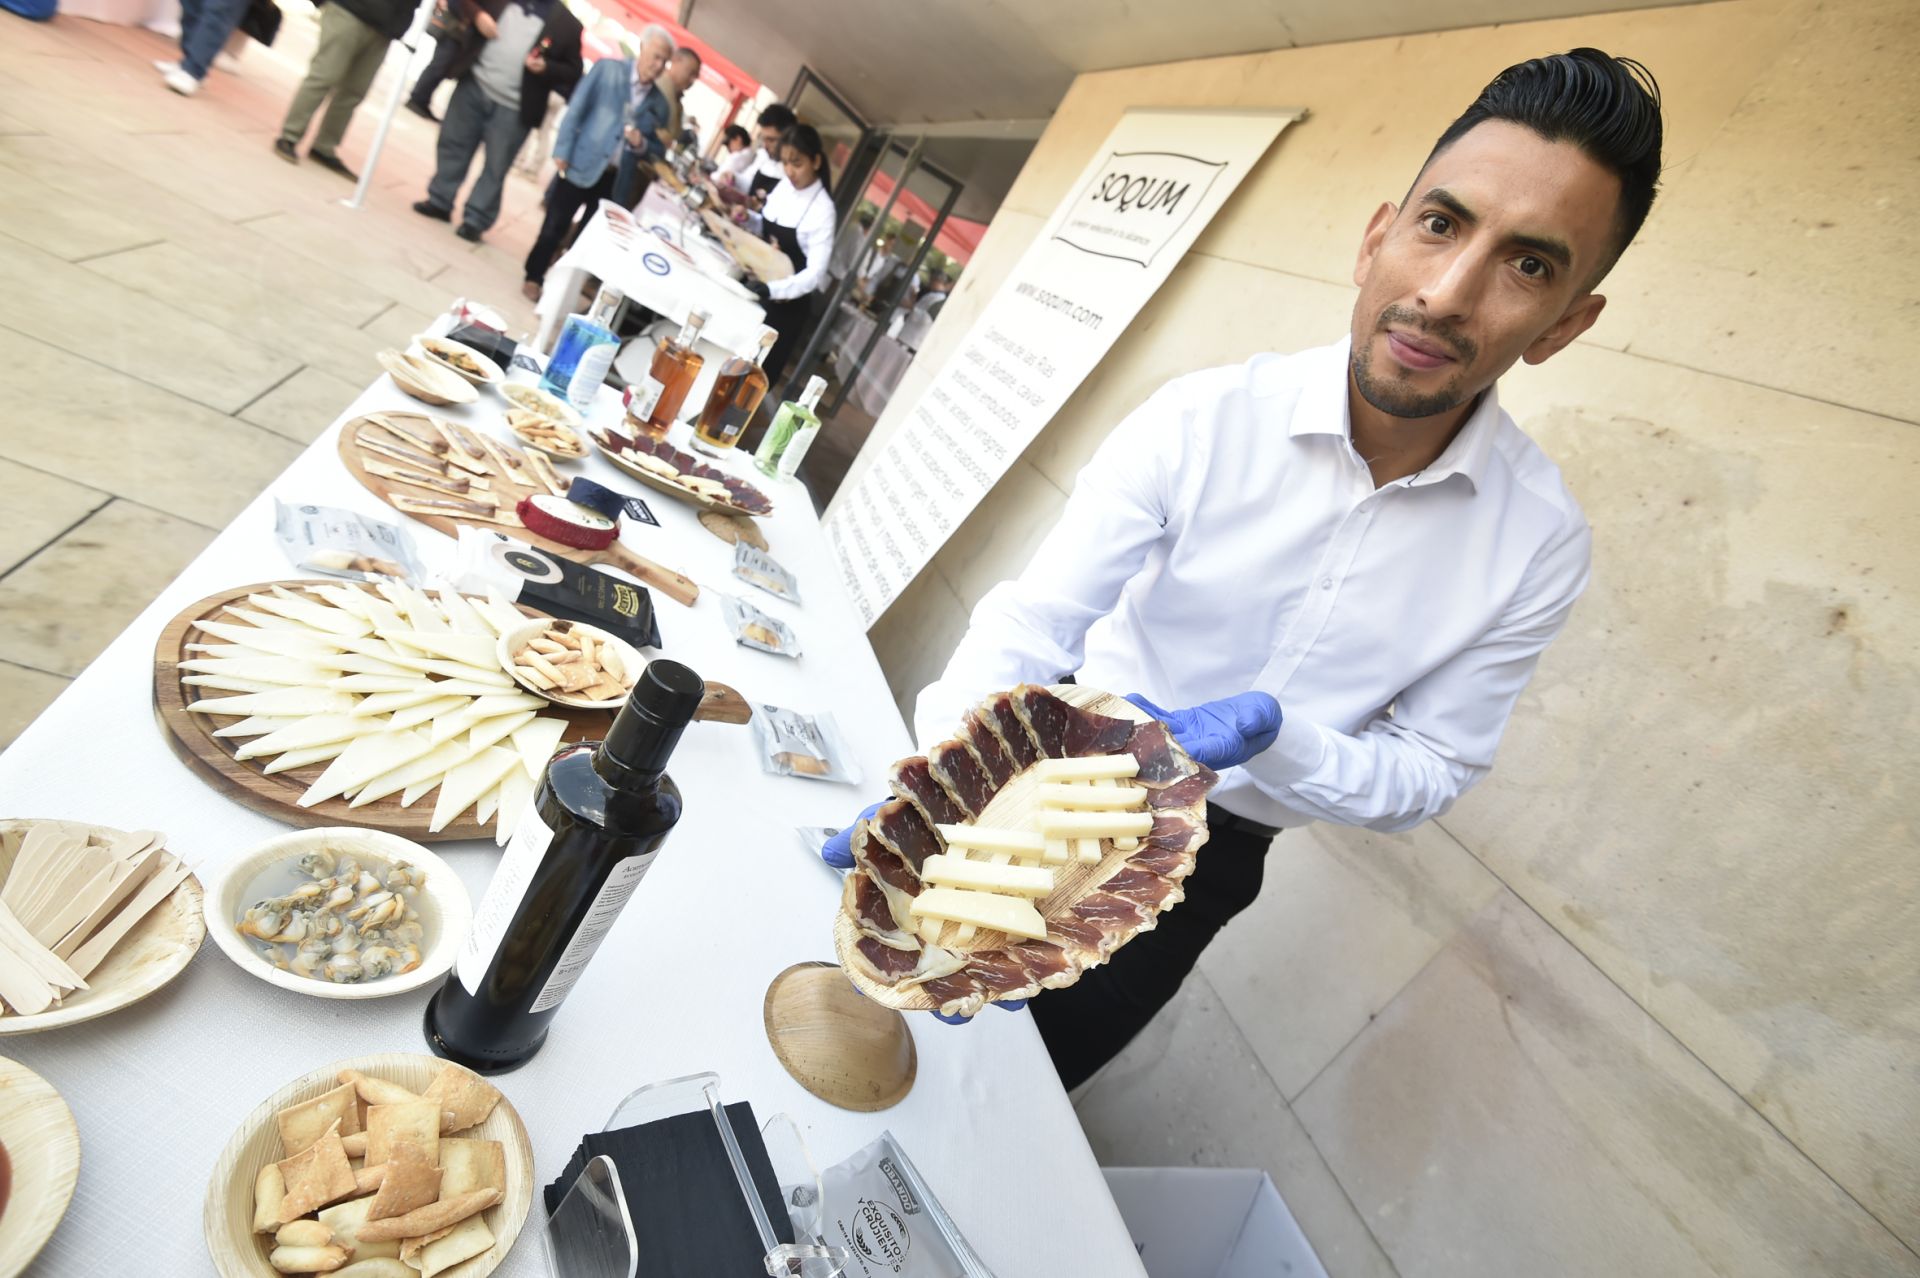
496;617;642;711
832;683;1217;1019
205;1054;533;1278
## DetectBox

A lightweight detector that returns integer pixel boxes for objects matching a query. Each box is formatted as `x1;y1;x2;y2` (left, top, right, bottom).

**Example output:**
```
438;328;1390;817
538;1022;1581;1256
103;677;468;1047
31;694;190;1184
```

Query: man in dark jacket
274;0;414;177
411;0;583;242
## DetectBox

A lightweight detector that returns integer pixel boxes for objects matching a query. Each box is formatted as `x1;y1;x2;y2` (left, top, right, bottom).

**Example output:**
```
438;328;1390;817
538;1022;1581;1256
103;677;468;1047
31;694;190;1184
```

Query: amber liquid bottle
424;660;706;1073
639;308;709;436
691;325;777;455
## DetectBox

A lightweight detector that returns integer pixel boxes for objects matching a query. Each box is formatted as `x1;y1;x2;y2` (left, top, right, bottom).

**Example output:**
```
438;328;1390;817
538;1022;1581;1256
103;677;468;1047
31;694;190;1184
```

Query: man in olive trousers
274;0;413;178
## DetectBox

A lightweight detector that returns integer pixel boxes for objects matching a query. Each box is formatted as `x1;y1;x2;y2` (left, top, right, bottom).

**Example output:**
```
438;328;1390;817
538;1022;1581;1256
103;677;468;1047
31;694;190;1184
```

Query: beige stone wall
841;0;1920;1270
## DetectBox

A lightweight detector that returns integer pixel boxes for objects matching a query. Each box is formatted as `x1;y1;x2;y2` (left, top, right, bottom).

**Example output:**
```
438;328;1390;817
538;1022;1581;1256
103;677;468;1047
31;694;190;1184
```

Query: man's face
637;37;670;83
1349;120;1619;420
669;53;698;91
757;125;783;157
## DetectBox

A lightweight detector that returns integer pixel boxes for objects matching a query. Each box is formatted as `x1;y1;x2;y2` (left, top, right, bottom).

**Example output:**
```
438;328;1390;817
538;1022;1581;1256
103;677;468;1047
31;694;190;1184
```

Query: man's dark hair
724;124;751;148
675;47;702;71
757;103;797;134
1425;48;1662;281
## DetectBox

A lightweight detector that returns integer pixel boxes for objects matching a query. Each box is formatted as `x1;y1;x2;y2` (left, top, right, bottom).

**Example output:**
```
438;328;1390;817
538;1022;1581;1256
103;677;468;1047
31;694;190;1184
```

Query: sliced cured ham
1145;812;1203;852
856;935;921;982
1099;867;1183;911
1126;720;1188;786
1149;768;1219;810
928;740;998;818
920;971;986;1012
852;826;922;932
1012;684;1072;757
966;951;1041;997
1064;703;1135;758
1046;915;1106;954
1009;941;1073;986
982;693;1040;768
870;799;943;874
890;757;966;827
962;716;1017;788
1126;843;1194;878
845;870;918;950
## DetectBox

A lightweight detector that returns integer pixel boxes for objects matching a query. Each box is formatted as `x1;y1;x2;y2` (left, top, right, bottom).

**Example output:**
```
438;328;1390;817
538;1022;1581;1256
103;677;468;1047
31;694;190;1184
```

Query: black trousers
1033;803;1278;1090
406;32;461;112
523;168;615;285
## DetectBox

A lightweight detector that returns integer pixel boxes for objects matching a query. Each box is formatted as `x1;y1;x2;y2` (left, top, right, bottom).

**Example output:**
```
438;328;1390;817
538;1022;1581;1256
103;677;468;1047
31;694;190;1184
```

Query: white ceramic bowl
496;617;641;711
203;828;471;1001
414;334;505;387
500;382;583;428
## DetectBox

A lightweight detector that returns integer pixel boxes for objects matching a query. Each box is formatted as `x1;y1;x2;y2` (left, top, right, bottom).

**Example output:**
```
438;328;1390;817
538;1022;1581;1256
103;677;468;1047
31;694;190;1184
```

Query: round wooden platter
203;1053;533;1278
763;962;915;1112
0;1055;80;1274
0;819;204;1036
336;414;700;609
152;580;615;843
590;430;772;520
833;685;1211;1012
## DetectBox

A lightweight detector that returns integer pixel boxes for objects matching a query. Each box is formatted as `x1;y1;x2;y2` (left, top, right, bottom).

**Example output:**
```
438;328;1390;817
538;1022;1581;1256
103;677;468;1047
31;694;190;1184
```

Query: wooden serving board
699;208;795;282
203;1053;532;1278
337;413;700;608
152;581;748;842
834;685;1212;1012
591;431;772;519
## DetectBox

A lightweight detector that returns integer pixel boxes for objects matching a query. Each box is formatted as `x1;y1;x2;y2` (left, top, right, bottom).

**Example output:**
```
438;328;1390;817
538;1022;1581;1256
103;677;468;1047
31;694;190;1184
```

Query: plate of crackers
206;1054;532;1278
496;618;641;711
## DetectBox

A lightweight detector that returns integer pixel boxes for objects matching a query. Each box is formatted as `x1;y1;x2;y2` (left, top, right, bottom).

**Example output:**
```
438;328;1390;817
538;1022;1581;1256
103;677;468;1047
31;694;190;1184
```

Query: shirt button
1320;577;1333;590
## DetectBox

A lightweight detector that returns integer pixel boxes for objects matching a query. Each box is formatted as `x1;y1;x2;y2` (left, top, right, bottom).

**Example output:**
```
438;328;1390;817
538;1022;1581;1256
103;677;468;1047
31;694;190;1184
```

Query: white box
1103;1167;1330;1278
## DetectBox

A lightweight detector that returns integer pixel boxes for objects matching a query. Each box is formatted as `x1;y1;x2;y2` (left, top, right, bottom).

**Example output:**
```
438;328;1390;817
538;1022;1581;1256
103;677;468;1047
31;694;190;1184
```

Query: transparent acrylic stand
542;1072;851;1278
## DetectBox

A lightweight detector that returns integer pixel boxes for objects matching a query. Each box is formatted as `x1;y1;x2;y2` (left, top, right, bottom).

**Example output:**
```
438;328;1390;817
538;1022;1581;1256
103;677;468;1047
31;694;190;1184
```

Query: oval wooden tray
0;819;204;1035
203;1053;533;1278
833;685;1212;1012
0;1055;80;1273
337;415;700;608
591;431;771;519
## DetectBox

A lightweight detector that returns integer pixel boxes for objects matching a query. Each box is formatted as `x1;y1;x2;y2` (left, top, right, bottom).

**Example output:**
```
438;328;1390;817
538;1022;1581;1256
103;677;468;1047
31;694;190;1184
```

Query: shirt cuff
1261;712;1327;785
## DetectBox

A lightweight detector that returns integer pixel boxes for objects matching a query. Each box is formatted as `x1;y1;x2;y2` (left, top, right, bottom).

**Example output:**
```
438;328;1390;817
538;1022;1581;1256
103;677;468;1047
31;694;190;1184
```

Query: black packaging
454;528;663;648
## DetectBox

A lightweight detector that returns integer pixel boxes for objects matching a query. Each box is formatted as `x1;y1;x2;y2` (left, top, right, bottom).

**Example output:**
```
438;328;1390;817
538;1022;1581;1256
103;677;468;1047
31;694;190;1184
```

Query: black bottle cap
604;659;706;773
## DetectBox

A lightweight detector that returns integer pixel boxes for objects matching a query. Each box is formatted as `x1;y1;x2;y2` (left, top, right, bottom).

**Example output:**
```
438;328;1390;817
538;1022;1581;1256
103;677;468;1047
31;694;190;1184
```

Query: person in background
658;46;701;147
829;208;876;286
715;123;757;189
609;26;676;206
892;271;950;351
744;102;795;203
404;0;471;122
411;0;582;243
273;0;413;177
739;123;835;390
521;32;667;301
154;0;250;95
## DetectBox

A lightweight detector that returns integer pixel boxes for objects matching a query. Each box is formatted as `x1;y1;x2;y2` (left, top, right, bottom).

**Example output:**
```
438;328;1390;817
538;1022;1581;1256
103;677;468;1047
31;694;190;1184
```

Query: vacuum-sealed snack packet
721;595;800;657
733;543;800;603
818;1132;995;1278
752;705;857;784
274;500;425;582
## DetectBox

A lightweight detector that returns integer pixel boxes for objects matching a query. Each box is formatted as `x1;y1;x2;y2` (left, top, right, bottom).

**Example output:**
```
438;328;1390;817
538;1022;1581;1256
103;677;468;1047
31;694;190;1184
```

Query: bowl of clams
204;829;471;1000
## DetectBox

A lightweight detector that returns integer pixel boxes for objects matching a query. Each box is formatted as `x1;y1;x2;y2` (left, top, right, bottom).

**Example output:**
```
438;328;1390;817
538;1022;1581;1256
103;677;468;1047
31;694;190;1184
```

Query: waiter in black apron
744;102;795;203
740;123;837;390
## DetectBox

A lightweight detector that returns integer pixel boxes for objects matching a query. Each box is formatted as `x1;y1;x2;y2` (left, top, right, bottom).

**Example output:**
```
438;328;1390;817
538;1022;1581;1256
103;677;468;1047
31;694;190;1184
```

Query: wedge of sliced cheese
330;674;431;693
306;651;417;677
210;715;299;739
352;687;459;718
222;606;309;632
376;650;516;685
312;585;380;620
429;695;545;747
510;717;569;780
1032;755;1139;781
437;591;495;637
350;740;470;808
178;656;337;686
909;887;1047;941
261;739;359;773
384;631;500;669
185;687;358;717
932;824;1046;856
235;715;386;761
469;709;538;755
429;746;521;833
475;591;525;637
1035;810;1154;840
1035;781;1147;810
190;620;342;657
181;675;285;694
921;854;1054;897
426;678;518;698
389;695;473;731
493;766;535;845
298;728;438;808
248;592;374;637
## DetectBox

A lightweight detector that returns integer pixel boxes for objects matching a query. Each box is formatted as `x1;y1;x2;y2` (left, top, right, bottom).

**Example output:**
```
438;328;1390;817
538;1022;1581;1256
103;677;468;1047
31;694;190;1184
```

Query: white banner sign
826;108;1299;626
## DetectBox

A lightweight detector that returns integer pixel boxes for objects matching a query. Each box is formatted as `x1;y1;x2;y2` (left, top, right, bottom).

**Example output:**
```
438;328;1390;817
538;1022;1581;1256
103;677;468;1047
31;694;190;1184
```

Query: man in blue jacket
273;0;414;177
520;26;674;300
610;27;676;208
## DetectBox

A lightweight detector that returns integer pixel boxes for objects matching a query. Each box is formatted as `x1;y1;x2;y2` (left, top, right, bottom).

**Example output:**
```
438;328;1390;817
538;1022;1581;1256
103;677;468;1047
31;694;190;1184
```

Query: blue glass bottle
540;285;625;411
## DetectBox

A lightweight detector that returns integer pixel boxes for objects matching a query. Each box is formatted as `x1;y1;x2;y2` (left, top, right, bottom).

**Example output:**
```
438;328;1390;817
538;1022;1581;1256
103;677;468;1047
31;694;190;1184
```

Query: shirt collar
1288;335;1501;492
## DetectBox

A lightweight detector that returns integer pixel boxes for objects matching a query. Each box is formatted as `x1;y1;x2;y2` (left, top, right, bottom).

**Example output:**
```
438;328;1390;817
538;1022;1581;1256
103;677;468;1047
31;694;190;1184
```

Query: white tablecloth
0;359;1145;1275
534;186;768;357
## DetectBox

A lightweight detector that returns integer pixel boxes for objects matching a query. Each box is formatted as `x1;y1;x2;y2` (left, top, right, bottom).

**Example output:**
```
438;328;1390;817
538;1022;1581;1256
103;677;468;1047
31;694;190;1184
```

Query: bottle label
777;423;820;478
712;400;753;445
527;850;658;1012
566;338;619;410
629;374;667;421
457;800;554;996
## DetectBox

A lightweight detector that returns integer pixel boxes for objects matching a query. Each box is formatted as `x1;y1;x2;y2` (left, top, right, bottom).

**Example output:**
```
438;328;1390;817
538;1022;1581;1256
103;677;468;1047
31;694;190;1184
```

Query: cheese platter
335;413;700;607
152;580;749;842
832;683;1217;1019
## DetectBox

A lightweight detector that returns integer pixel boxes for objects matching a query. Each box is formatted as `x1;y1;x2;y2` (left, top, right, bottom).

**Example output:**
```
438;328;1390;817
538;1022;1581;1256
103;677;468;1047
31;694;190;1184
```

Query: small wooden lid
763;963;915;1112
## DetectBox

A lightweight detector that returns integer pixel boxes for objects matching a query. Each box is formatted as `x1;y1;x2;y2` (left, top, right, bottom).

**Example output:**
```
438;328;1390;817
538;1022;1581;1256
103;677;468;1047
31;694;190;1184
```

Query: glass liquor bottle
541;284;624;412
634;308;709;437
753;374;827;477
691;326;777;456
424;660;706;1073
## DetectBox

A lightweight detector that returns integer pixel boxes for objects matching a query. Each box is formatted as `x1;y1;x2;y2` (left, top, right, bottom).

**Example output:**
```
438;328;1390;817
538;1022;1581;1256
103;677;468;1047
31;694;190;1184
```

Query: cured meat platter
336;412;700;607
833;684;1216;1018
153;580;748;842
590;428;774;518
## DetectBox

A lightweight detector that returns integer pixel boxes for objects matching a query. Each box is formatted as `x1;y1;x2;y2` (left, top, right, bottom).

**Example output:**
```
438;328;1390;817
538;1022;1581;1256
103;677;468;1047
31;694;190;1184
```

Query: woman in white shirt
716;123;757;186
740;123;836;388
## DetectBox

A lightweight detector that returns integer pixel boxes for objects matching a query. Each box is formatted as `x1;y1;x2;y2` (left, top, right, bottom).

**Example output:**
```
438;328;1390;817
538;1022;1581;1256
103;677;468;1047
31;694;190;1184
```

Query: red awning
863;168;985;265
580;0;764;100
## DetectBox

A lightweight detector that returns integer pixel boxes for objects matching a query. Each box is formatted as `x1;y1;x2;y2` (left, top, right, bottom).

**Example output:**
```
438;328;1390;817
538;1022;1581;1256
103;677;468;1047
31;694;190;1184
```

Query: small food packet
818;1132;994;1278
274;500;426;583
732;543;800;603
752;705;857;784
721;595;800;657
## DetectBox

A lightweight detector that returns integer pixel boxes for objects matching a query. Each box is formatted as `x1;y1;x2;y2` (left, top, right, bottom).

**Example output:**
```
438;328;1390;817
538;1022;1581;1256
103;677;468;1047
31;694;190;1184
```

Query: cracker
275;1121;357;1222
338;1068;424;1108
421;1063;502;1133
365;1100;440;1167
352;1188;500;1241
437;1138;506;1199
419;1214;496;1278
365;1140;441;1220
252;1162;286;1234
317;1195;402;1262
277;1081;360;1156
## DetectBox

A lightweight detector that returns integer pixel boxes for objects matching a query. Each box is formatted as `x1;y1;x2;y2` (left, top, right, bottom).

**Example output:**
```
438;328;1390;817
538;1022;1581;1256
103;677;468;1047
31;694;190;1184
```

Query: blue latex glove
824;806;1029;1025
1123;691;1282;771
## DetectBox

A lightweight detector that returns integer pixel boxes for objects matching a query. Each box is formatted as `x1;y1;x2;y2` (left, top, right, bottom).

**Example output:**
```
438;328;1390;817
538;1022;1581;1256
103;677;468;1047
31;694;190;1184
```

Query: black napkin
545;1101;794;1272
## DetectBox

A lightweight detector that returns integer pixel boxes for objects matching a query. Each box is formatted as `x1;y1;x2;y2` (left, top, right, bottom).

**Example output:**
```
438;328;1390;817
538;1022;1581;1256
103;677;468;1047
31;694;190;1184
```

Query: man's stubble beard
1350;305;1479;420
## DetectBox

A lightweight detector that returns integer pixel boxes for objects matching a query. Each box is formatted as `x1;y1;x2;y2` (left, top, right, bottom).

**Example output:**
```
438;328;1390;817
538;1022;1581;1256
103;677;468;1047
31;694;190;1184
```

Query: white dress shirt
756;177;836;301
915;338;1593;833
720;145;758;184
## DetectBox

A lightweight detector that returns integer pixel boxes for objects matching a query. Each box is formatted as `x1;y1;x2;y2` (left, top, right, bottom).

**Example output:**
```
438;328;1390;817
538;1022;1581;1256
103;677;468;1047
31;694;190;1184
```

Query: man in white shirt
837;49;1665;1086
